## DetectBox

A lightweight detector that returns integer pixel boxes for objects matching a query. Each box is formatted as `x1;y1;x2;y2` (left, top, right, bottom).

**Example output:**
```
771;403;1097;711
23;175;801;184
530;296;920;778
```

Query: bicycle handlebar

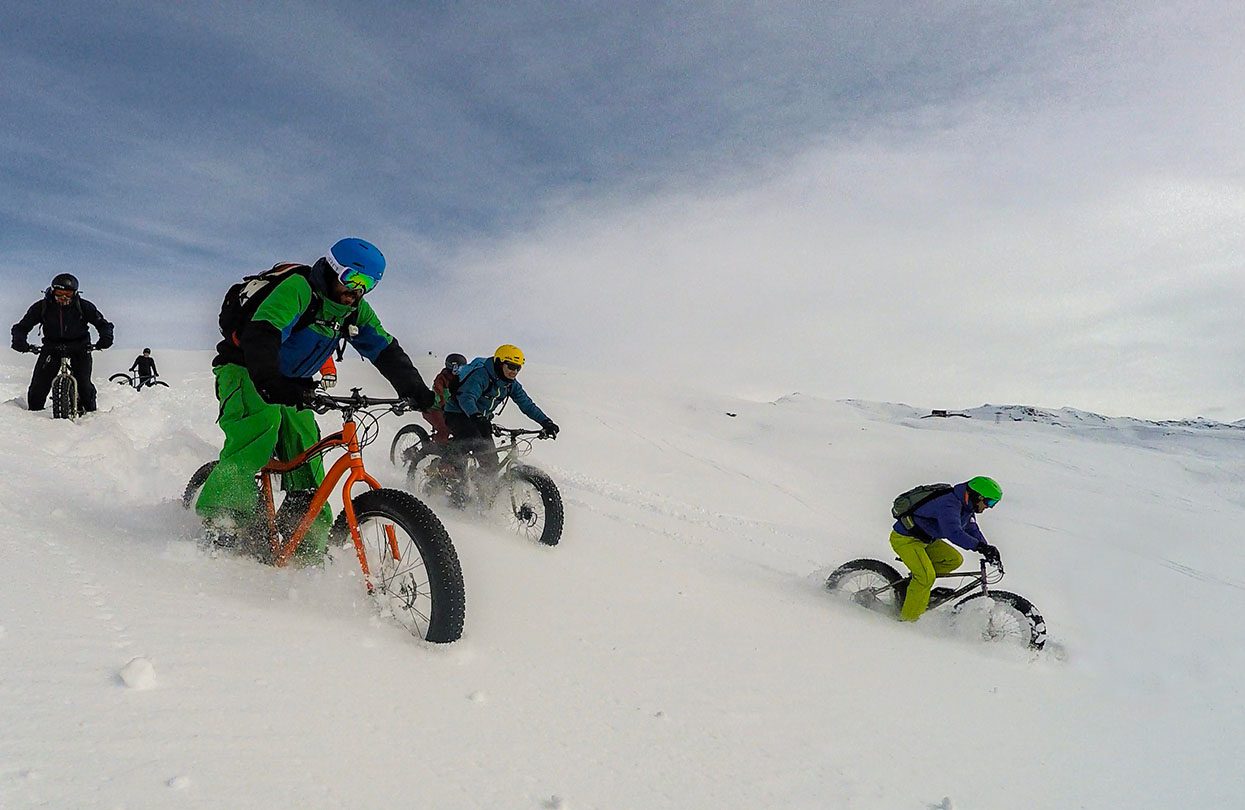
491;425;554;440
29;344;97;354
308;389;412;415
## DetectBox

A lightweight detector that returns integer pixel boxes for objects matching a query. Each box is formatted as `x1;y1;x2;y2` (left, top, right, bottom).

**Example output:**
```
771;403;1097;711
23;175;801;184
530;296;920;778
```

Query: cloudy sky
3;1;1243;418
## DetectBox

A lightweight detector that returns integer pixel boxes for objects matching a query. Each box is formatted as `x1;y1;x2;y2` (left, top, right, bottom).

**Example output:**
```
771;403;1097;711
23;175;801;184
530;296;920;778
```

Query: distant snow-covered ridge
766;393;1245;441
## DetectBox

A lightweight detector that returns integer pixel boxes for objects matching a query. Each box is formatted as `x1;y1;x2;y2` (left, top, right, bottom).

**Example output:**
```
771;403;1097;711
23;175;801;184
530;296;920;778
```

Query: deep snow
1;349;1243;809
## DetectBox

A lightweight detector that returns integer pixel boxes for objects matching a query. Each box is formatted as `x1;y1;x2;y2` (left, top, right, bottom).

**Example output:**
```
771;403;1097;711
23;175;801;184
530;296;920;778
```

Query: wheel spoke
359;515;435;638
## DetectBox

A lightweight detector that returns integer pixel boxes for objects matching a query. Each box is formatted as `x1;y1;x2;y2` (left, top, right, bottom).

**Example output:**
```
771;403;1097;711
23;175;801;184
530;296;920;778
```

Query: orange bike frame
255;417;401;591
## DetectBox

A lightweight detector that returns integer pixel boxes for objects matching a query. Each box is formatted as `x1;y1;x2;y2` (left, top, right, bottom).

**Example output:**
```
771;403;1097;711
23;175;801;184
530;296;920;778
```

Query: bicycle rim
502;474;547;542
358;515;435;638
390;424;429;467
953;592;1046;650
825;560;903;615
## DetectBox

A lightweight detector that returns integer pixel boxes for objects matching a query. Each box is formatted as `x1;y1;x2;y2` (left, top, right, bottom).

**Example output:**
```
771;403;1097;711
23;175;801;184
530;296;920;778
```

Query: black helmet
445;353;467;371
143;348;152;354
50;273;78;292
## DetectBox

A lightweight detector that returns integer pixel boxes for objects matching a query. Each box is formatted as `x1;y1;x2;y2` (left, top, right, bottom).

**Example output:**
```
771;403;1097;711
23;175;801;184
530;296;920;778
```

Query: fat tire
506;464;564;546
151;380;170;388
953;590;1047;650
109;373;132;386
51;375;78;420
390;423;431;467
330;488;465;643
825;558;904;613
182;461;218;509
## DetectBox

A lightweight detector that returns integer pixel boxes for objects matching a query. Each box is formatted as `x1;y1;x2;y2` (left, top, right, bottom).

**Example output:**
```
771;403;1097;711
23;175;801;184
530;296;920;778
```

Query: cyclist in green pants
196;238;435;558
890;477;1003;621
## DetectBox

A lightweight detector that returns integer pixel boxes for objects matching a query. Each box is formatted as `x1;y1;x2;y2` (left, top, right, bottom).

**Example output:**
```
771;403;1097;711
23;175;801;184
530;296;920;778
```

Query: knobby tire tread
51;375;77;420
182;461;218;509
390;423;431;467
330;488;466;643
953;589;1047;650
509;463;564;546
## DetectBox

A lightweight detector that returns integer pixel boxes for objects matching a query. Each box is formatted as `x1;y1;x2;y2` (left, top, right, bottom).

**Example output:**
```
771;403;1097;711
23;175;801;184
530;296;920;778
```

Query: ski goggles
339;267;378;295
981;497;999;508
501;361;522;372
326;253;379;295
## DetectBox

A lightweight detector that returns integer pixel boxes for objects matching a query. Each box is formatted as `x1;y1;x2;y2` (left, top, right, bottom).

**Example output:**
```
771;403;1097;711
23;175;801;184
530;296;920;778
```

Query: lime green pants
195;364;332;553
890;531;964;622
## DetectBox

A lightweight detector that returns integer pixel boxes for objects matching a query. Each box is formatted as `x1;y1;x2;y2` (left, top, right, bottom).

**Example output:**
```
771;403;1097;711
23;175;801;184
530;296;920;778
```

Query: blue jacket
446;356;549;424
893;482;988;550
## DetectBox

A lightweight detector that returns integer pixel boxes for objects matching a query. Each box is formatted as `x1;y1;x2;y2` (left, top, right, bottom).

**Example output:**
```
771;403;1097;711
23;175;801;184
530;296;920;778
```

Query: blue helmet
327;238;385;294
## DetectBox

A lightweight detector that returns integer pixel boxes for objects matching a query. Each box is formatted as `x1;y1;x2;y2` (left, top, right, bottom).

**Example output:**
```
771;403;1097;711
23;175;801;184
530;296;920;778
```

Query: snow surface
2;349;1243;809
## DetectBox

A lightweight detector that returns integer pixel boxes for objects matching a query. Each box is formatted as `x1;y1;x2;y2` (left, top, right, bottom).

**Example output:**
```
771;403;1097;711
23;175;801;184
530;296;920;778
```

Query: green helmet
967;476;1003;504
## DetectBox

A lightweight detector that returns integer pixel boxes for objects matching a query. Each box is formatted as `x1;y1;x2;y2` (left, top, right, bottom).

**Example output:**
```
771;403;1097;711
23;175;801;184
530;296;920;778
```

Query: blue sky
3;2;1243;417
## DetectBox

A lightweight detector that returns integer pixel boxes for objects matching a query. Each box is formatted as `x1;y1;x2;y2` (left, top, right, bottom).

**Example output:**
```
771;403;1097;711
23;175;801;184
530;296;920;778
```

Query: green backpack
891;483;953;534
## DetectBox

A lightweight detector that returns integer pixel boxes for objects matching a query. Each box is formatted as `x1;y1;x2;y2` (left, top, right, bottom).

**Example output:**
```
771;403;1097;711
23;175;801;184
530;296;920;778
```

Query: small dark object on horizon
922;409;971;419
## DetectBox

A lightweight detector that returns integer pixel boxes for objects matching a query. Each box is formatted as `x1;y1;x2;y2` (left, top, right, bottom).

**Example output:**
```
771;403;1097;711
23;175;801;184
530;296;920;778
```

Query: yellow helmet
494;344;525;367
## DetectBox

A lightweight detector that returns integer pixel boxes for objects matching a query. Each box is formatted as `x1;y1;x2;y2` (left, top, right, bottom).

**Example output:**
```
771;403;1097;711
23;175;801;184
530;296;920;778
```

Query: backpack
891;483;953;537
218;263;359;360
451;358;510;418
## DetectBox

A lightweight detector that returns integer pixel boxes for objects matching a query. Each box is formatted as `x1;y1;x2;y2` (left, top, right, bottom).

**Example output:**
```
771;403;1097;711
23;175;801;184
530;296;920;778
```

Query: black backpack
218;263;359;360
892;483;953;537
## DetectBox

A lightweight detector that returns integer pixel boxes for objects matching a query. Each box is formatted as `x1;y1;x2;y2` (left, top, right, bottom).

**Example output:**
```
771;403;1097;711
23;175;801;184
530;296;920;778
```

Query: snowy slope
2;350;1242;809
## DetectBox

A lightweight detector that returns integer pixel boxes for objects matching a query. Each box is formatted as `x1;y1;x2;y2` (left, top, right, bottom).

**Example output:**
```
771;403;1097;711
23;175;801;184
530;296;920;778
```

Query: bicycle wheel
182;461;218;509
331;488;466;643
390;423;431;467
150;380;170;388
51;374;77;420
502;463;564;546
109;373;132;386
953;590;1047;650
404;444;461;502
825;558;904;615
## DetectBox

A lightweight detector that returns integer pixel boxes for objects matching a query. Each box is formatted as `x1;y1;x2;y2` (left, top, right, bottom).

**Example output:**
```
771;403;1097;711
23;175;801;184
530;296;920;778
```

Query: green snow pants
890;531;964;622
195;364;332;554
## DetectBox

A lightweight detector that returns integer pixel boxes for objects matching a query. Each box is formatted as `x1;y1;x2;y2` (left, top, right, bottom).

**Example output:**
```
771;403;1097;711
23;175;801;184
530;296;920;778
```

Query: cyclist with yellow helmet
443;344;559;489
890;476;1003;622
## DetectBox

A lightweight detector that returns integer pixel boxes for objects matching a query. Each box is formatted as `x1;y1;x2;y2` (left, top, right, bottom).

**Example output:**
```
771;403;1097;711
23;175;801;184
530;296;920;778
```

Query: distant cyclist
890;477;1003;622
130;348;159;387
10;273;114;412
442;344;559;496
423;353;467;445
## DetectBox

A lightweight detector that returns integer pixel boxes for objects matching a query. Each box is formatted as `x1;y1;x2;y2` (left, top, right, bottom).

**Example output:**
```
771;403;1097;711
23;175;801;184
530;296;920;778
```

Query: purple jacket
893;482;987;550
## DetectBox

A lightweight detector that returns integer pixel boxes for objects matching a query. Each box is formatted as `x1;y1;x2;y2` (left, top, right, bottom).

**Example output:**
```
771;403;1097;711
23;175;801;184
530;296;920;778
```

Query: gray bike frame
879;558;1003;612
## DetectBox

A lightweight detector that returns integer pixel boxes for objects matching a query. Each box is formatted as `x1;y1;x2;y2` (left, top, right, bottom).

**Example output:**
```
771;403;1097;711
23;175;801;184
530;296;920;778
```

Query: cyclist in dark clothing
10;273;114;412
130;348;159;386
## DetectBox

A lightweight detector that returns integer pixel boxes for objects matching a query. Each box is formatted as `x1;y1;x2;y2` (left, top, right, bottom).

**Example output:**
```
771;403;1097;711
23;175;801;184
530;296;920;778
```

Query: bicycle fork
260;420;401;583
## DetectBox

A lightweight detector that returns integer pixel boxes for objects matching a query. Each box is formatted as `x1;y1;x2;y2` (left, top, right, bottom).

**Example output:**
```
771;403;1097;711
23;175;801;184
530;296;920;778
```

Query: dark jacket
12;291;114;352
892;482;988;550
131;355;158;376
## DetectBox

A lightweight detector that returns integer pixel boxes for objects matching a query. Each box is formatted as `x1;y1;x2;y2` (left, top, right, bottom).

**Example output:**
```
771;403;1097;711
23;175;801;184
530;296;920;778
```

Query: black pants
443;411;499;476
28;348;96;411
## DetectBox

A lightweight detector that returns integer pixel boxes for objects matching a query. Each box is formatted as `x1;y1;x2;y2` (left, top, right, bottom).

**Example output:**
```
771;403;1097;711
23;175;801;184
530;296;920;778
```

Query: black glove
978;542;1001;566
540;419;560;438
93;341;111;351
404;386;435;412
12;340;33;354
256;377;317;408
